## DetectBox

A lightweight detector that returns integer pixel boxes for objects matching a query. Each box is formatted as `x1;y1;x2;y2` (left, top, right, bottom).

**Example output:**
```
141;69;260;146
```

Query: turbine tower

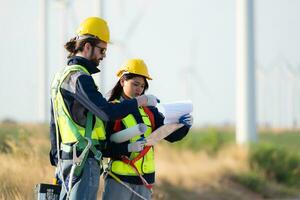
93;0;106;93
37;0;48;123
235;0;257;144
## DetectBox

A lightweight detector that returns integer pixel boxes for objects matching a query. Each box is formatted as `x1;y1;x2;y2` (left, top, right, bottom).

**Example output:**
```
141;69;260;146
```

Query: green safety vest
111;105;155;176
51;64;106;147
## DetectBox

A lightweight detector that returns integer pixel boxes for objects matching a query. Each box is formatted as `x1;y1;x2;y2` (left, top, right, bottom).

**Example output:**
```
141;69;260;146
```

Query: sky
1;0;300;128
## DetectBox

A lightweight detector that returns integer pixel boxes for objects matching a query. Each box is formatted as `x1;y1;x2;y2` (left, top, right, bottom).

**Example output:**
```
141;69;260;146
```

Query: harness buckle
72;137;92;166
94;150;102;160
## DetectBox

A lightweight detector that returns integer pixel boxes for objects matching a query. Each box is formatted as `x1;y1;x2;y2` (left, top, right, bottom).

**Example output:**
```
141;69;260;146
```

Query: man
49;17;158;200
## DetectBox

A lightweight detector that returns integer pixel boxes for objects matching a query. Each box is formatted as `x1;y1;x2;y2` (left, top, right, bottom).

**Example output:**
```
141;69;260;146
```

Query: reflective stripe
61;143;73;152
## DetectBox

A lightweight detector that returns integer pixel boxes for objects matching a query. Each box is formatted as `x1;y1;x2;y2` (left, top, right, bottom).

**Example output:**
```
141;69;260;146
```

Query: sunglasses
94;45;107;55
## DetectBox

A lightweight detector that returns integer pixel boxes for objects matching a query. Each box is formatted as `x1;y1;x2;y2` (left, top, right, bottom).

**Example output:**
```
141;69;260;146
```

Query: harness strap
112;106;156;190
142;107;156;130
131;146;151;163
120;155;153;190
72;112;95;177
69;113;104;185
113;119;122;132
69;112;102;162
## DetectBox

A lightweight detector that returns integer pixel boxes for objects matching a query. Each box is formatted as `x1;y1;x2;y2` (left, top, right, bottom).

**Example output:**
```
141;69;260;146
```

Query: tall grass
250;143;300;186
0;123;54;200
155;142;248;187
1;124;300;199
171;127;235;154
232;142;300;198
260;130;300;152
168;127;300;198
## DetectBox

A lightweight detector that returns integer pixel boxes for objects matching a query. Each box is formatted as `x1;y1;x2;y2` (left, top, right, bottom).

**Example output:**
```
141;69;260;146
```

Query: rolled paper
157;101;193;124
110;123;147;143
163;117;179;124
145;123;184;146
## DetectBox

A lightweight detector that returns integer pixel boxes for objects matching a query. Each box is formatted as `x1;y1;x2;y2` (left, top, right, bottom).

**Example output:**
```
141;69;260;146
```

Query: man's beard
90;56;100;66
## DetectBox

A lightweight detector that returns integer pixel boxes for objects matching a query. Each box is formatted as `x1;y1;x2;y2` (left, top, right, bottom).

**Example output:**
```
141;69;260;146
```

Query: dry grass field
0;123;299;200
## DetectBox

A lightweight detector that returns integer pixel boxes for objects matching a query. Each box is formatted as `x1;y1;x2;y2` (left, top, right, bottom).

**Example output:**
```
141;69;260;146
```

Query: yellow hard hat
116;59;152;80
76;17;110;43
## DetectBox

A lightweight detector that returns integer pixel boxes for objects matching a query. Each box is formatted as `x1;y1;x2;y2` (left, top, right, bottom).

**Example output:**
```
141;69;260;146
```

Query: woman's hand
179;114;193;128
127;140;146;152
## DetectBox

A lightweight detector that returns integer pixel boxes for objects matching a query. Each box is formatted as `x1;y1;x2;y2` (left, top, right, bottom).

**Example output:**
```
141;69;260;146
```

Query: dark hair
64;35;100;58
108;73;149;101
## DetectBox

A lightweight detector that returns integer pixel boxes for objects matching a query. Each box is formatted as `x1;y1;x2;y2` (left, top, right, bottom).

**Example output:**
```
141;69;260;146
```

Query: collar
67;56;100;74
119;96;125;102
120;95;133;101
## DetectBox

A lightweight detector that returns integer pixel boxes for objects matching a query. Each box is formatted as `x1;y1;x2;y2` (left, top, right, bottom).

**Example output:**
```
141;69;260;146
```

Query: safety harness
111;106;156;190
51;65;103;199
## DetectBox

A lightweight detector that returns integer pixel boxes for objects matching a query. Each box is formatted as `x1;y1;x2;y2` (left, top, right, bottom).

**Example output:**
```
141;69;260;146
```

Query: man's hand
136;94;160;107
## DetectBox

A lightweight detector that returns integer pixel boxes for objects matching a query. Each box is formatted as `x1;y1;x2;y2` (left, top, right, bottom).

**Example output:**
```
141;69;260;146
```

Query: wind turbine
113;0;154;59
180;38;212;101
37;0;48;123
256;66;267;128
92;0;106;93
109;0;154;77
284;61;298;128
235;0;257;144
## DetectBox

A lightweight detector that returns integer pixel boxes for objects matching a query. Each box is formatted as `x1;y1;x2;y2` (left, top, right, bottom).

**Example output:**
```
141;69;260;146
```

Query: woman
102;58;193;200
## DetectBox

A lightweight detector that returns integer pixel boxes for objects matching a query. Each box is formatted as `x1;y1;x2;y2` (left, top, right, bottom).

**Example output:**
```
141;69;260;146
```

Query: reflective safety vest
51;64;106;147
111;104;155;176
